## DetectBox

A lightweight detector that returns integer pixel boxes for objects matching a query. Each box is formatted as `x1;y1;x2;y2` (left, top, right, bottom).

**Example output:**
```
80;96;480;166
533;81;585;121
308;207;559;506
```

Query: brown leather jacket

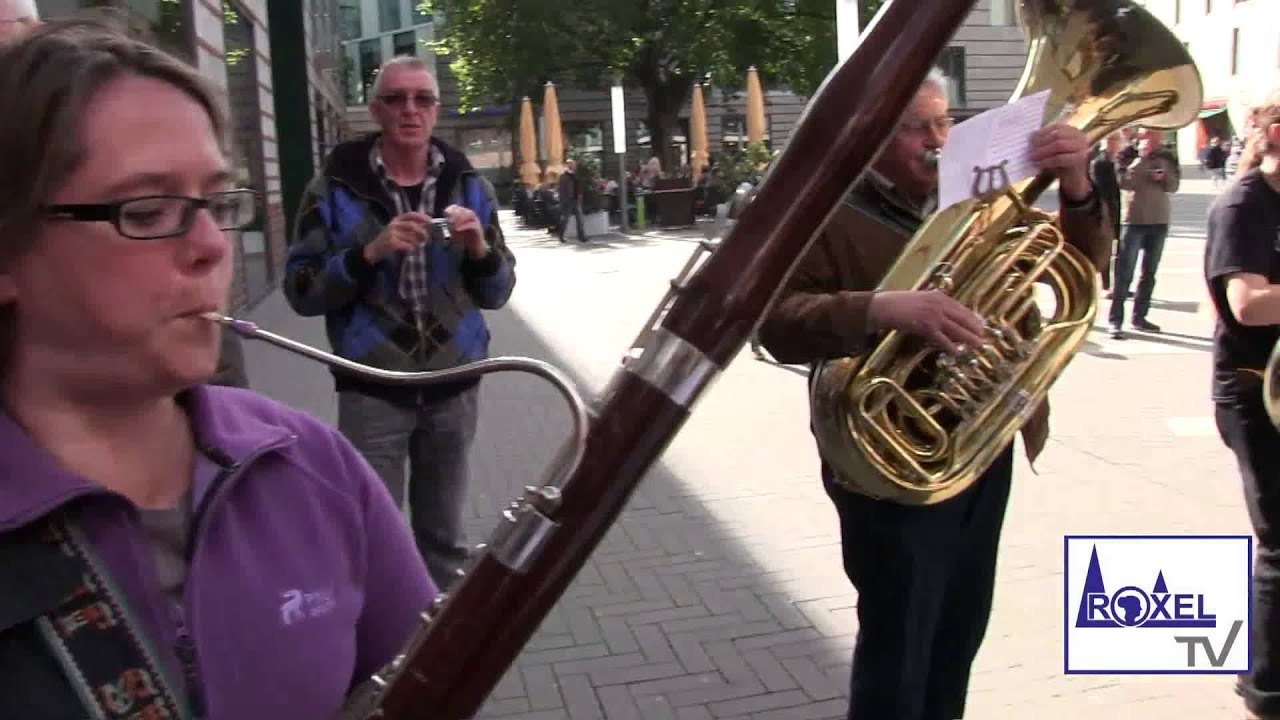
758;173;1109;465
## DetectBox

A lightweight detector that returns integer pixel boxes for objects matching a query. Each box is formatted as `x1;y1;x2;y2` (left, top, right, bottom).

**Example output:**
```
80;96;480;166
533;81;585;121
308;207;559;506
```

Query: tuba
809;0;1203;505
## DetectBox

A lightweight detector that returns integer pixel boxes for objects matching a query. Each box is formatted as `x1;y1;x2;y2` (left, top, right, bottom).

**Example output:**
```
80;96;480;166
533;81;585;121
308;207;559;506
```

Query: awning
1198;107;1227;119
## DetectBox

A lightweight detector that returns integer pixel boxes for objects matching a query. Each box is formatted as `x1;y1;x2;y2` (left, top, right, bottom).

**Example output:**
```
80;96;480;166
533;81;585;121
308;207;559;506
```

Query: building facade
947;0;1031;117
1135;0;1280;165
333;1;1035;200
35;0;346;312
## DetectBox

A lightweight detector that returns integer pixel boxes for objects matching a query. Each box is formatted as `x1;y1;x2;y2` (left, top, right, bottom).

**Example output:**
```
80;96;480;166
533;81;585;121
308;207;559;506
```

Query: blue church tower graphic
1074;545;1216;629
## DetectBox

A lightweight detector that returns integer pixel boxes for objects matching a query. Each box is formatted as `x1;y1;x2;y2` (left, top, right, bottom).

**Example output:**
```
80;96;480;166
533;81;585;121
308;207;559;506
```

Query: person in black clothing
556;159;587;242
1091;132;1124;291
1204;86;1280;720
1203;136;1228;188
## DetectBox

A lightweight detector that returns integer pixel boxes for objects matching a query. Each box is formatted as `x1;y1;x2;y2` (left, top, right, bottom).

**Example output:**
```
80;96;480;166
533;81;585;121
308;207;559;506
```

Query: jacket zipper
172;602;204;718
169;436;295;719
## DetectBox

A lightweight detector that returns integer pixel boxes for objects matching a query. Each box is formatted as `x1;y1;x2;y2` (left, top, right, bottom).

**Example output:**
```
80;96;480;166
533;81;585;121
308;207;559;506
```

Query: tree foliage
422;0;885;170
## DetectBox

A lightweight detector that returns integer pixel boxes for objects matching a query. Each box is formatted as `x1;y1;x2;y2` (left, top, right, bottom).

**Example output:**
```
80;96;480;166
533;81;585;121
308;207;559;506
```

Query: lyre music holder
970;160;1012;201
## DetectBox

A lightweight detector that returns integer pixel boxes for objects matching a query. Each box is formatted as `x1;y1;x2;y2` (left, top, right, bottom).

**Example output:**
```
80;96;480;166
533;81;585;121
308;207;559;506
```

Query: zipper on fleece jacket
166;435;295;719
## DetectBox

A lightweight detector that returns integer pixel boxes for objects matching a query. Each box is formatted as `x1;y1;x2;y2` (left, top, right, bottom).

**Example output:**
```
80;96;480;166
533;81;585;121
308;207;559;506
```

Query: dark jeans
557;201;587;241
338;387;479;591
1108;223;1168;326
824;444;1015;720
1216;396;1280;716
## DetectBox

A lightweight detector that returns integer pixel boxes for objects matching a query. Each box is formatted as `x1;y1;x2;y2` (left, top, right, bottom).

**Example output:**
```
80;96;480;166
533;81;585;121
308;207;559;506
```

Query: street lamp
836;0;861;64
611;80;630;233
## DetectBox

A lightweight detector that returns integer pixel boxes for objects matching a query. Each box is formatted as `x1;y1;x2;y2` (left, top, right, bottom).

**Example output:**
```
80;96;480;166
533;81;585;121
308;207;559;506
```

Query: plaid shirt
370;143;446;329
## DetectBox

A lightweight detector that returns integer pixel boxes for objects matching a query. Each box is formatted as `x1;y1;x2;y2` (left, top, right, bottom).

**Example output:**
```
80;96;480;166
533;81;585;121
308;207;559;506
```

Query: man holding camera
1108;128;1180;338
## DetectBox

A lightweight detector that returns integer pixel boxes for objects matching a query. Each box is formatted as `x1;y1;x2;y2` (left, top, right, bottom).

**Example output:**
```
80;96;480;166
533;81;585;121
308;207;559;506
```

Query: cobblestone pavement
242;175;1250;719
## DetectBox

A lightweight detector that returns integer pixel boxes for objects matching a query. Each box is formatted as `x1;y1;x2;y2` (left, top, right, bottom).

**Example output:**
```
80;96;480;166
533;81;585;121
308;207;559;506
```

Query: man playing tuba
758;69;1108;720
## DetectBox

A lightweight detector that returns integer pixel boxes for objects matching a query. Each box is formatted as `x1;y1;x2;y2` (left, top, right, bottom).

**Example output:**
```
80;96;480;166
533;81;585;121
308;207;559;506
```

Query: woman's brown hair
0;14;229;374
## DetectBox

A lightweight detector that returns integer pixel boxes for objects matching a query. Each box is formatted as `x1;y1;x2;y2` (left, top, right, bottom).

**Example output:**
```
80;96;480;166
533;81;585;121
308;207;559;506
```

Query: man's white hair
369;56;439;101
0;0;39;19
920;68;950;96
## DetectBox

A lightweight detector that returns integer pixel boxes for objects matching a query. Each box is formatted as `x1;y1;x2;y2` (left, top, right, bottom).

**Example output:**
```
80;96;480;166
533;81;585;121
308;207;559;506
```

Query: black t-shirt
398;182;425;211
1204;169;1280;401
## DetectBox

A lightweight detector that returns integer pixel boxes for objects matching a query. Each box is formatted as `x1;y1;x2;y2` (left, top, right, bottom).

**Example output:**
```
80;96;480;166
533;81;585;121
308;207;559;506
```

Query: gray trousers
338;387;479;591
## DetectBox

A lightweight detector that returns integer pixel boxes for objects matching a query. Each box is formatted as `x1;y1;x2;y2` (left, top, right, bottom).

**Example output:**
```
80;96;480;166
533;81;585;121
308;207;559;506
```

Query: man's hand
1029;122;1092;201
867;290;987;354
444;204;489;258
362;212;432;264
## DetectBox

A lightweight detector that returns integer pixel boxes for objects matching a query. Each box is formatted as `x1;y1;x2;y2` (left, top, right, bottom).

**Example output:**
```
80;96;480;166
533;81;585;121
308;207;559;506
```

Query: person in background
1203;136;1228;188
556;158;587;243
0;19;433;718
1108;128;1179;338
1090;132;1124;293
284;55;516;591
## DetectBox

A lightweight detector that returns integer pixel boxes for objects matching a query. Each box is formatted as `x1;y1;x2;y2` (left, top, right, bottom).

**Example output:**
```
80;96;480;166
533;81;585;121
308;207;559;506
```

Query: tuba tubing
227;1;982;717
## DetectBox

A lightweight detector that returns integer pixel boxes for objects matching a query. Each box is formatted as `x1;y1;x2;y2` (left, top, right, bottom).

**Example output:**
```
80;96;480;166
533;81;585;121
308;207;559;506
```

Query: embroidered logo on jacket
279;589;338;626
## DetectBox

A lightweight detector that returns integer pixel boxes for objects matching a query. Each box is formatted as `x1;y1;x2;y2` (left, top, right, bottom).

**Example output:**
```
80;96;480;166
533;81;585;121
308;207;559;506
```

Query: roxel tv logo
1064;535;1251;674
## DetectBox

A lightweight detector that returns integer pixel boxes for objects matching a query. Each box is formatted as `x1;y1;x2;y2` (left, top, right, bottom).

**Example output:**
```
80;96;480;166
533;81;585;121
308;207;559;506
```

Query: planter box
565;210;611;240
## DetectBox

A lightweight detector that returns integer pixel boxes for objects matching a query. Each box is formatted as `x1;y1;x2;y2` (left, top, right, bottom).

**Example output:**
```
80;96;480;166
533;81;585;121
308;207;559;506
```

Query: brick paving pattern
242;174;1248;719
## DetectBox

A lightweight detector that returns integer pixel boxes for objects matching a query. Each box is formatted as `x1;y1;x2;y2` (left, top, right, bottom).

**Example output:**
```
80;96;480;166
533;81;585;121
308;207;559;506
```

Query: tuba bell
809;0;1203;505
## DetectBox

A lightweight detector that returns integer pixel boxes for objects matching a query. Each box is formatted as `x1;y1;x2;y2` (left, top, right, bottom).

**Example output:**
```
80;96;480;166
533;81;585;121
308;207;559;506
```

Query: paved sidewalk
241;182;1250;719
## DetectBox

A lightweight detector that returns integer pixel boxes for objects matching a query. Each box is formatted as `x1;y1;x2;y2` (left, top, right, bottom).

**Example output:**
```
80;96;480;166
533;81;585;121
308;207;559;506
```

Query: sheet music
938;90;1052;210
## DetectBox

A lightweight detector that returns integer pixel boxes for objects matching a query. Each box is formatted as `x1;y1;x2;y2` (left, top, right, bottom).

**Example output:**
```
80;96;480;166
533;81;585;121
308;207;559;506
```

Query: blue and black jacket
283;134;516;404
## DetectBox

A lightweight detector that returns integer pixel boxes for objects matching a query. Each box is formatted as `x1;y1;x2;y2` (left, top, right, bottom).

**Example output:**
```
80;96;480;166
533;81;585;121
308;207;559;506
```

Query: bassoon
212;1;980;716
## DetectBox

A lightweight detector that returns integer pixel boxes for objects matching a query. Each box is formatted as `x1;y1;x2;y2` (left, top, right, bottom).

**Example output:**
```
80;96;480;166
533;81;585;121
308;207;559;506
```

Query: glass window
221;0;273;303
339;0;361;40
721;116;745;148
37;0;194;62
392;30;417;57
379;0;401;33
989;0;1016;26
460;128;512;171
936;47;967;106
359;38;382;101
126;0;190;60
412;1;429;24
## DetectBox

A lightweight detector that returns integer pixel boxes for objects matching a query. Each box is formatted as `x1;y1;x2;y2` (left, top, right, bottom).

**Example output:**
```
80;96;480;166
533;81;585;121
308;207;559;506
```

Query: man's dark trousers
338;386;480;591
1216;393;1280;717
824;443;1015;720
1109;223;1169;326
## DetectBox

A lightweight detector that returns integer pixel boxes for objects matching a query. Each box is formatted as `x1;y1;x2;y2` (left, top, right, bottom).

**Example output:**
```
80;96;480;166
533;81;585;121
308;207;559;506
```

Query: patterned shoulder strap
35;517;192;720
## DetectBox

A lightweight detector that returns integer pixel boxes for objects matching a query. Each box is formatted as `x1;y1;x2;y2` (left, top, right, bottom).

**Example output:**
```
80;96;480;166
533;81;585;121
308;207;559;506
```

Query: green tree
422;0;884;170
